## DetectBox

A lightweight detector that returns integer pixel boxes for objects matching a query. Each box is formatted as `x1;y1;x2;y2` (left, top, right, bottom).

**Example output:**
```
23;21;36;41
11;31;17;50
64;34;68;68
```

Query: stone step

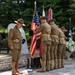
0;54;31;72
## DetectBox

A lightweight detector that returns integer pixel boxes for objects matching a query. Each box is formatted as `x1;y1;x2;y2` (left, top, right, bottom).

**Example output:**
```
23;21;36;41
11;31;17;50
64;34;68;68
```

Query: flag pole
32;1;36;19
30;1;41;69
31;1;37;69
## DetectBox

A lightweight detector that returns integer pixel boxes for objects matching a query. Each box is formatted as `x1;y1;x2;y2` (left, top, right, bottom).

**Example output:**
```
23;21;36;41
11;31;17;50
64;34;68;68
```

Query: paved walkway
0;59;75;75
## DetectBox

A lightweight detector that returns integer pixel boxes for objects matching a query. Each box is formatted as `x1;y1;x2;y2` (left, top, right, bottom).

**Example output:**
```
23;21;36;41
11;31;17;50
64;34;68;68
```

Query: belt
51;35;58;38
42;34;50;36
13;39;19;43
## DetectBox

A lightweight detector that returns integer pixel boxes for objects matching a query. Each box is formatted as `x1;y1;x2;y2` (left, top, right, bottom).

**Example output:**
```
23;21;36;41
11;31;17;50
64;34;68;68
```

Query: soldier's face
16;23;22;28
40;19;46;24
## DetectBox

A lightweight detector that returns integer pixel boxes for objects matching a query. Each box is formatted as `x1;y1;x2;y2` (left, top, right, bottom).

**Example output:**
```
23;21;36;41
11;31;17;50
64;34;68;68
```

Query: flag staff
42;5;45;17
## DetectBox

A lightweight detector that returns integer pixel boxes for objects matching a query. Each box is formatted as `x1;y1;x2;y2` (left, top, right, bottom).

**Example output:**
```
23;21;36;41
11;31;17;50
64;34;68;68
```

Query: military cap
60;26;67;32
14;18;25;26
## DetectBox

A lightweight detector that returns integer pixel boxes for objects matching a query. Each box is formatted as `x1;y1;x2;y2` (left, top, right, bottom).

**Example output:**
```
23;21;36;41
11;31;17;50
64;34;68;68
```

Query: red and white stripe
47;8;53;22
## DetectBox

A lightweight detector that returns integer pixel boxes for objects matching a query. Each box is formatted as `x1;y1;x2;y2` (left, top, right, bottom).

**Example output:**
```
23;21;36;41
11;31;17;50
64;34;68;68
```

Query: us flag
30;1;40;58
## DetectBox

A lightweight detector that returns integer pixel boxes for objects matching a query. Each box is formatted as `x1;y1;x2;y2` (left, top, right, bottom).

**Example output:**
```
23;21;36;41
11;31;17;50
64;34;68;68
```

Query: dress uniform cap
14;18;25;26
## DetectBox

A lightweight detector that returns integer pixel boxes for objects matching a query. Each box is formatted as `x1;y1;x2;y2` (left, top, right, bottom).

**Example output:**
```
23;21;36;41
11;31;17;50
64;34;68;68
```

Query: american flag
30;1;40;58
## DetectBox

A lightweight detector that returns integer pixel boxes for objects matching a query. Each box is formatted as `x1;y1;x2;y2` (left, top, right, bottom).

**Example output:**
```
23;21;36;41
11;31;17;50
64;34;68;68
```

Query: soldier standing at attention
48;19;59;70
58;26;67;68
8;18;25;75
34;17;51;72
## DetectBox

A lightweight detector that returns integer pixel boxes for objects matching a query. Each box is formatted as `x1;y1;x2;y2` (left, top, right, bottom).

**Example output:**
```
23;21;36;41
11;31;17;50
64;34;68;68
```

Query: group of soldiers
34;17;67;72
7;17;67;74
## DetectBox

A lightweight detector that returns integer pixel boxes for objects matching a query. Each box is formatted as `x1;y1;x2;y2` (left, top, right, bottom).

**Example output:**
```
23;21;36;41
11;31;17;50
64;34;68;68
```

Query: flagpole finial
34;1;36;9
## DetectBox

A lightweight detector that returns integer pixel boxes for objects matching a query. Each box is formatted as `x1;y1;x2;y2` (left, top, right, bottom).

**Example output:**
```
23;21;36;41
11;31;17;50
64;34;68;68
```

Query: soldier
8;18;25;75
48;19;59;70
34;17;51;72
58;26;67;68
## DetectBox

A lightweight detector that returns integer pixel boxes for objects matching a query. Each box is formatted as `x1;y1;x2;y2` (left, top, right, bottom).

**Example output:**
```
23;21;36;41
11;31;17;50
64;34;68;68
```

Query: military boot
36;61;46;72
54;59;58;69
50;60;54;70
61;59;64;68
46;61;50;71
42;61;46;71
58;59;61;69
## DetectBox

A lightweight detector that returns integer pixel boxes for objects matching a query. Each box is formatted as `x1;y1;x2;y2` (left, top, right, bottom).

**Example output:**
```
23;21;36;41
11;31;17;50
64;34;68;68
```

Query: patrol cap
60;26;67;32
14;18;25;26
48;19;55;23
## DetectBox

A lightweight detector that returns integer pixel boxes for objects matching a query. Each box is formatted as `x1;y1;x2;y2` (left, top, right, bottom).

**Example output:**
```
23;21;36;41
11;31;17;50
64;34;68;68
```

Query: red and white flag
47;8;53;22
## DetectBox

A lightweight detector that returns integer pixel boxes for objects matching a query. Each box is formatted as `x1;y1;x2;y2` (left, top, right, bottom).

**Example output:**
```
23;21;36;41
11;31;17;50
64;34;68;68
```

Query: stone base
0;54;30;72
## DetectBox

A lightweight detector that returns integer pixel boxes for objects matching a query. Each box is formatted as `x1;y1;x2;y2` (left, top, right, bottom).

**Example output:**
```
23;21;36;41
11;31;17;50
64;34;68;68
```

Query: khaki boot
12;61;16;74
61;59;64;68
15;62;18;71
54;59;58;69
46;61;50;71
58;59;61;69
42;61;46;71
50;60;54;70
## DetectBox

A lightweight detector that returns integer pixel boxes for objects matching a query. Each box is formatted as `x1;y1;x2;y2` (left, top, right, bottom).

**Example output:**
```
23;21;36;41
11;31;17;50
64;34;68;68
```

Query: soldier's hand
10;45;14;49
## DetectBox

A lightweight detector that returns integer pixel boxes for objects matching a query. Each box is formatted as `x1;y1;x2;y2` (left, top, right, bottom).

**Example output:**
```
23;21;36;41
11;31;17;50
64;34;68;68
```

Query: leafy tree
67;0;75;27
0;0;74;30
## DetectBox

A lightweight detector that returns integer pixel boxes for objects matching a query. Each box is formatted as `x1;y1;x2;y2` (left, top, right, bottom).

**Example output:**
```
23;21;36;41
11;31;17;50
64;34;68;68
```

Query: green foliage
67;0;75;27
26;32;31;49
0;0;75;47
0;0;75;30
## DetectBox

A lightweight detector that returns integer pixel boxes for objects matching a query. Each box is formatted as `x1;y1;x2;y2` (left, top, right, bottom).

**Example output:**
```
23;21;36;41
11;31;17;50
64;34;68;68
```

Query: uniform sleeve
8;29;14;48
35;25;43;34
